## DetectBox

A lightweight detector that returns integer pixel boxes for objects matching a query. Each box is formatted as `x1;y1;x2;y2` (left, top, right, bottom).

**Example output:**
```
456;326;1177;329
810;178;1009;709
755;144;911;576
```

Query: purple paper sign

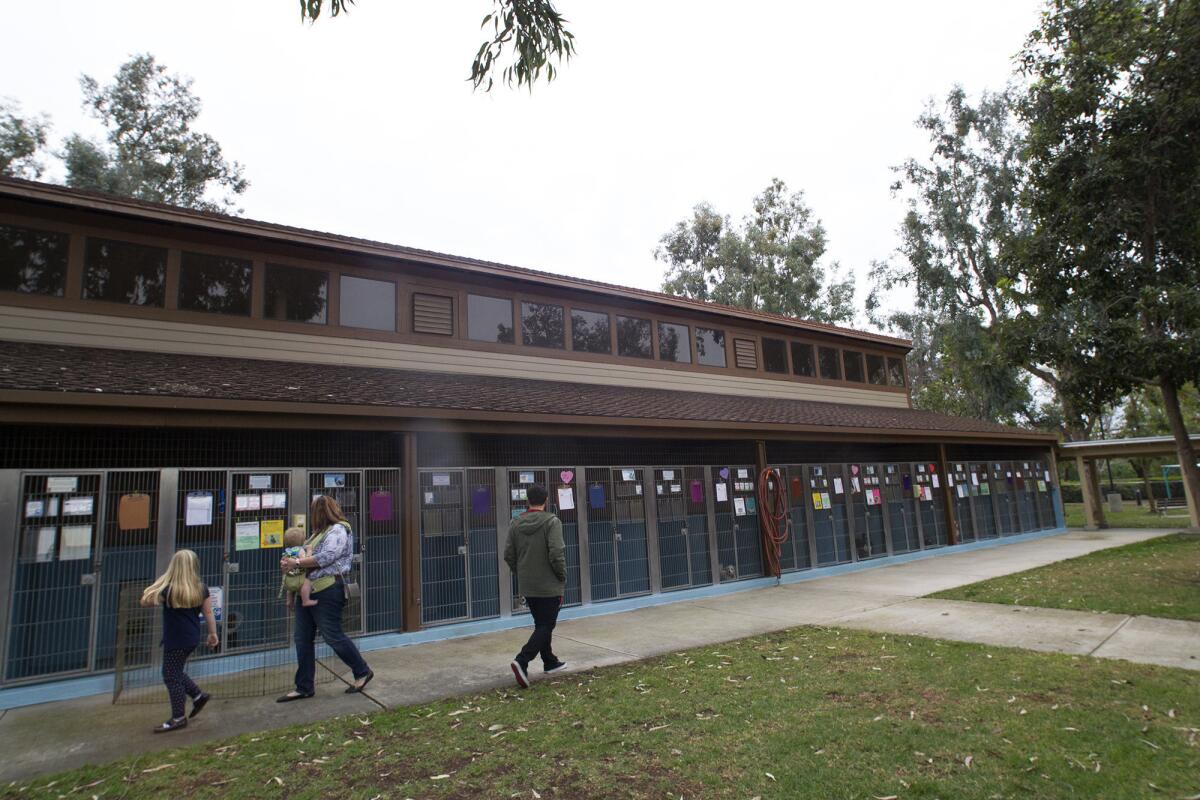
689;480;704;504
588;483;606;510
902;475;912;491
369;490;393;522
471;485;492;515
718;467;730;480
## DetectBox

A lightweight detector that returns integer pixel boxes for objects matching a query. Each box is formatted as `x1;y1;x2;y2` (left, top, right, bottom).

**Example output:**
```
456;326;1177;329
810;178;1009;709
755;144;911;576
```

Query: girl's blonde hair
142;550;205;609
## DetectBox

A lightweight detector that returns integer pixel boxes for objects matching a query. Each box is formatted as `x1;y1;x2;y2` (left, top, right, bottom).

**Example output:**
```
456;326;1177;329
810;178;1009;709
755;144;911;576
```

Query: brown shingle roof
0;177;909;349
0;341;1049;440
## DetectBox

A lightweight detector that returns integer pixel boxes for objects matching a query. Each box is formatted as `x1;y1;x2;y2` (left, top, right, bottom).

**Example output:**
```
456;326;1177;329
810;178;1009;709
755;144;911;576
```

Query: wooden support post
1076;455;1107;530
937;444;959;546
401;432;422;632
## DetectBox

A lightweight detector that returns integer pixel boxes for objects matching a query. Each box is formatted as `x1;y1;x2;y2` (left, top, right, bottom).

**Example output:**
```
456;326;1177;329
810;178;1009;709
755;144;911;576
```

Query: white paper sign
519;472;535;484
851;477;861;493
621;469;637;482
662;470;675;480
63;496;94;516
737;469;749;479
185;493;213;526
47;477;78;494
24;500;44;518
424;491;435;505
249;475;272;490
323;473;346;488
670;484;681;494
60;525;92;560
235;494;261;511
261;492;288;510
972;474;979;486
715;483;729;503
432;473;451;486
46;497;59;517
931;474;940;489
1044;470;1051;483
833;478;844;495
557;486;575;511
635;485;643;495
656;484;664;495
34;526;57;562
734;497;747;516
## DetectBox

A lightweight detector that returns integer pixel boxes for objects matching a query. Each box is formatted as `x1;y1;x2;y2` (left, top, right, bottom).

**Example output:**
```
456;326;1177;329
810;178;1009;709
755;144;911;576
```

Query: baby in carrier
281;527;318;609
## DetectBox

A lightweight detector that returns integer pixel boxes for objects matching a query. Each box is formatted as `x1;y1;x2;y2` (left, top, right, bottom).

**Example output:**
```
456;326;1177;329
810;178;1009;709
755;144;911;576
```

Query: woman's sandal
275;690;315;703
345;670;374;694
152;717;187;733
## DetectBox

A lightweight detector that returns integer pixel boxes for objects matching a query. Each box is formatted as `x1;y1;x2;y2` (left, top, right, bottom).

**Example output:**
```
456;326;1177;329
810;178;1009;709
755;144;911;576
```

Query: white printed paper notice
557;486;575;511
734;497;746;516
931;474;940;488
715;483;728;503
833;478;844;495
235;521;259;550
60;525;92;560
63;496;94;516
185;493;213;526
47;476;78;494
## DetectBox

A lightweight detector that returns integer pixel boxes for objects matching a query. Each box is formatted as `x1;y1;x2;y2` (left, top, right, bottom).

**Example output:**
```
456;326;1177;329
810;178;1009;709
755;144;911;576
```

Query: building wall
0;304;911;407
0;424;1061;689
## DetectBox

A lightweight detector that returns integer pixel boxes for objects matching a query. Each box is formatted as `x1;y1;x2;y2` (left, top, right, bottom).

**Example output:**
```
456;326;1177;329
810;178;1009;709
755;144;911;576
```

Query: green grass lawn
8;627;1199;800
933;533;1200;621
1063;501;1192;529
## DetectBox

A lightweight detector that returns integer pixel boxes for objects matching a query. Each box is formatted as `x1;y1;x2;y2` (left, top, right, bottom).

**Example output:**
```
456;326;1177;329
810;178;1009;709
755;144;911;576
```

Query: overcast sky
3;0;1042;330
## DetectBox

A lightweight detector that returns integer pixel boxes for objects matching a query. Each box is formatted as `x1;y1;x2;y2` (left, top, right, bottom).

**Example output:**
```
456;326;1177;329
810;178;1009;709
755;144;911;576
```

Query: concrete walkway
3;527;1196;784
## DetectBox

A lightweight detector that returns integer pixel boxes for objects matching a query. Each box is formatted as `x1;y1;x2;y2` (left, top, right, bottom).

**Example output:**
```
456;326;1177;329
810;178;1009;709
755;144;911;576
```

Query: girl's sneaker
189;692;211;719
152;717;187;733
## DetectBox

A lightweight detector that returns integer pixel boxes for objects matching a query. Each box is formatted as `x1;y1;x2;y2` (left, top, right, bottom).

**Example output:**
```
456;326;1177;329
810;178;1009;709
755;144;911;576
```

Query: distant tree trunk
1130;459;1158;513
1160;378;1200;529
1062;396;1107;528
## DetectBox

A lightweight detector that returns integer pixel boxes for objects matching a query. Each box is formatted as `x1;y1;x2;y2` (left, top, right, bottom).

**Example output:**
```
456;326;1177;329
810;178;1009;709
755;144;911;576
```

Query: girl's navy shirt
160;584;210;650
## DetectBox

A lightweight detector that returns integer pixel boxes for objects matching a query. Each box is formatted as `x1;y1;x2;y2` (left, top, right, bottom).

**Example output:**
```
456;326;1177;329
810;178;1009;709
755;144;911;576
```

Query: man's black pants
515;596;562;668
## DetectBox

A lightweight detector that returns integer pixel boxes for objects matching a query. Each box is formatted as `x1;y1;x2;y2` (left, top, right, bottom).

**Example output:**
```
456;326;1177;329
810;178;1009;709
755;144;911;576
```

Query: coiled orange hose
757;467;791;578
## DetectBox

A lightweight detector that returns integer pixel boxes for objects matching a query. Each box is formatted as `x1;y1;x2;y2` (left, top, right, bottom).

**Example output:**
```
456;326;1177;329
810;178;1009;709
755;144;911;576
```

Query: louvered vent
733;338;758;369
412;293;453;336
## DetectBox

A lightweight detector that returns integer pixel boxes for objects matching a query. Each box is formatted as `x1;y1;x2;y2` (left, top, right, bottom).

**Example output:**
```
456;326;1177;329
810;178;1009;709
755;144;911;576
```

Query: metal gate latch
225;563;240;574
457;545;467;555
80;573;97;586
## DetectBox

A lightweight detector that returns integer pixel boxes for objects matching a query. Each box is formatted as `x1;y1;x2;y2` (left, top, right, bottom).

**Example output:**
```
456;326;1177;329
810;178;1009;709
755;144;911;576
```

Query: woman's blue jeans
293;582;370;693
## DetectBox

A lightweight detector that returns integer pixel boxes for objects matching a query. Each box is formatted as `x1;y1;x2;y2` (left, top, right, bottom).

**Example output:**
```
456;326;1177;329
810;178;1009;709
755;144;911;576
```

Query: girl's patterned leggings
162;648;202;719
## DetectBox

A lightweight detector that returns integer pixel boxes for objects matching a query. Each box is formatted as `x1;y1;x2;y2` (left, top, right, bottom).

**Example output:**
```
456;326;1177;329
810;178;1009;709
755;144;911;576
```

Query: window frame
817;345;842;381
657;320;692;364
761;337;788;374
842;349;866;383
177;249;255;317
694;326;727;368
339;273;397;332
615;314;653;359
570;307;612;354
263;261;329;325
466;292;516;344
0;222;69;297
82;236;168;308
520;300;566;349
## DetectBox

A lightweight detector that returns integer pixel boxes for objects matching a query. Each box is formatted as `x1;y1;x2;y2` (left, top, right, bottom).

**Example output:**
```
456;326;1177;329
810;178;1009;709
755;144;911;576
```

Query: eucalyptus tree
870;88;1035;428
62;55;247;213
299;0;576;91
0;100;50;180
658;179;856;325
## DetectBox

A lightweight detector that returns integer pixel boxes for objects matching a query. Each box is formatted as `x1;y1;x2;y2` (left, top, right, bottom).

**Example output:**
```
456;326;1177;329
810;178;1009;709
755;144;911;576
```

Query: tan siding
0;305;910;408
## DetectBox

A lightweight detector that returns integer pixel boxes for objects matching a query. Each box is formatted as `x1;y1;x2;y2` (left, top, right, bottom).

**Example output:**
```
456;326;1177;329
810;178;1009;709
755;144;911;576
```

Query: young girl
140;549;219;733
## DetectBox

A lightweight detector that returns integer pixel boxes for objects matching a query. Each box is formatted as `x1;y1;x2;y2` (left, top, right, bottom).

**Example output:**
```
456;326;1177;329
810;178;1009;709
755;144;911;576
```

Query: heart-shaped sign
850;465;859;475
719;467;730;480
560;470;574;484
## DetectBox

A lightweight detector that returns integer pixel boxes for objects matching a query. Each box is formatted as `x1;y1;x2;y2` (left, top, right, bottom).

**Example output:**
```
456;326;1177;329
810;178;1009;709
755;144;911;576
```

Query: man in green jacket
505;484;568;688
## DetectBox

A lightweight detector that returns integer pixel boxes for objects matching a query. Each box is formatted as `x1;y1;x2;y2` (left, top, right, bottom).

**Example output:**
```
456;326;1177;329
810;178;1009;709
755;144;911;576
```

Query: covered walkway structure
1059;434;1200;530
